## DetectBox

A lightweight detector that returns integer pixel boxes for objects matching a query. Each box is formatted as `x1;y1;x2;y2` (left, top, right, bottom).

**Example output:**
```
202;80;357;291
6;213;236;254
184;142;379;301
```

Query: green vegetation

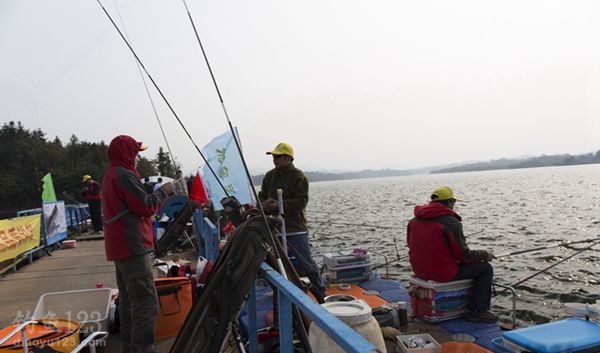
0;122;173;215
431;152;600;174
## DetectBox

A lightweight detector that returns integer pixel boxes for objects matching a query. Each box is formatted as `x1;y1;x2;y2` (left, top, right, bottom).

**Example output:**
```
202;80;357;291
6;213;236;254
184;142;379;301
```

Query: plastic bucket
308;301;387;353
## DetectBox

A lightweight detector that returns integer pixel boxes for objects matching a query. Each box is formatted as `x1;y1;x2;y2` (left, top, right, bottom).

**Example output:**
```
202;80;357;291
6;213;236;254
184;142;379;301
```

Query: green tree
155;147;176;178
137;156;157;177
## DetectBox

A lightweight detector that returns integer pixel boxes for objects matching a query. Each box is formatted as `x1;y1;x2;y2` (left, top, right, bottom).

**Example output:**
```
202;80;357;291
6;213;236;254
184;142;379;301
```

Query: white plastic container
309;300;387;353
32;288;112;334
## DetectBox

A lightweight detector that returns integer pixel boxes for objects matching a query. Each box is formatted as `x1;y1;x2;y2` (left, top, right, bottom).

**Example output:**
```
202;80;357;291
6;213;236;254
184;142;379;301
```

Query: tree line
431;151;600;174
0;122;178;217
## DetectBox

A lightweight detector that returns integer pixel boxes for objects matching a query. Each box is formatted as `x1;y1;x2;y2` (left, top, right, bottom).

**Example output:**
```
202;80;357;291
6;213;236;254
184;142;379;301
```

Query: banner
202;129;253;210
41;173;57;202
0;215;41;262
43;201;67;246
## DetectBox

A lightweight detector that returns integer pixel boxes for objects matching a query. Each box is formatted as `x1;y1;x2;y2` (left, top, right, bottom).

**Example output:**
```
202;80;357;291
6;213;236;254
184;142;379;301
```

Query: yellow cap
431;186;460;201
138;142;148;151
82;175;92;183
266;142;294;158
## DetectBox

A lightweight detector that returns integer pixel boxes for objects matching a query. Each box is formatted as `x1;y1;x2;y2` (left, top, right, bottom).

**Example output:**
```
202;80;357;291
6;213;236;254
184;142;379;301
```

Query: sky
1;0;600;174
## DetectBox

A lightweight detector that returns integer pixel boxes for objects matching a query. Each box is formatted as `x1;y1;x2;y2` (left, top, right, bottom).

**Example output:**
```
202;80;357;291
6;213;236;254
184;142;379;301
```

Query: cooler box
500;318;600;353
409;277;472;323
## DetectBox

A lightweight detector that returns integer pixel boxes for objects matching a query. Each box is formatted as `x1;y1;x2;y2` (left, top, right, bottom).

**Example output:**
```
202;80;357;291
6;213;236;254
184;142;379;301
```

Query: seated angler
407;186;497;323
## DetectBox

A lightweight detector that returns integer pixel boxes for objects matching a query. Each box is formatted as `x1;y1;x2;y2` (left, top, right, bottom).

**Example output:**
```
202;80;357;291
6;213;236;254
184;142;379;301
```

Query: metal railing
245;263;379;353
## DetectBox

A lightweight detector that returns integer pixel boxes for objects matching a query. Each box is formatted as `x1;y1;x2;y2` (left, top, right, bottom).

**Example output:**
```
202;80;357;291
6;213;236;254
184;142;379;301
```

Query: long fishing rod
180;3;314;352
502;238;600;293
110;0;177;170
496;235;600;258
94;0;229;196
179;0;283;264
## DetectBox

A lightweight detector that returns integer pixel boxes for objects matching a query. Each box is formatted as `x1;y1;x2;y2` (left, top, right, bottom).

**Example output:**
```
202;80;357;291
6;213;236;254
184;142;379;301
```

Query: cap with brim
138;142;148;151
266;142;294;158
431;186;461;201
82;175;92;183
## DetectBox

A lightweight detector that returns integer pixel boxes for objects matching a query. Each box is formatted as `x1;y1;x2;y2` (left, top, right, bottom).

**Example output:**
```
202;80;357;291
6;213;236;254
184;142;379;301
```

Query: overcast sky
2;0;600;174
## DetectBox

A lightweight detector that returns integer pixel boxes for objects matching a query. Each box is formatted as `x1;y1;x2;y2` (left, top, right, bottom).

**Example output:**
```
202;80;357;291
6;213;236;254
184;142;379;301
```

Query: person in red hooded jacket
102;135;174;353
407;186;497;323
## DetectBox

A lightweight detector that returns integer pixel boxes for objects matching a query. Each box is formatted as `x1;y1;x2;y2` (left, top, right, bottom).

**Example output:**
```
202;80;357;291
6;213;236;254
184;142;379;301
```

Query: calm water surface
306;164;600;325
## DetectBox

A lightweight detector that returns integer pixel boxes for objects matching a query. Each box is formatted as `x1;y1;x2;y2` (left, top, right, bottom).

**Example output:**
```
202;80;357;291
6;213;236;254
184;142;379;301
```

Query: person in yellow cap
259;142;326;301
81;174;103;234
407;186;498;323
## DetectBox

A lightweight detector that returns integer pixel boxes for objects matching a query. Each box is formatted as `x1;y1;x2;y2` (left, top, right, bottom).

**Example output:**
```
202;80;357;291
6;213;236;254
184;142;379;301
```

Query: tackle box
497;317;600;353
322;250;371;268
409;276;472;323
396;333;441;353
326;262;373;284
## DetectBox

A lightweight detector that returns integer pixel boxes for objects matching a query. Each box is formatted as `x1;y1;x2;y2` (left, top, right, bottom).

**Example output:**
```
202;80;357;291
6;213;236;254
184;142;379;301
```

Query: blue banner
202;129;253;210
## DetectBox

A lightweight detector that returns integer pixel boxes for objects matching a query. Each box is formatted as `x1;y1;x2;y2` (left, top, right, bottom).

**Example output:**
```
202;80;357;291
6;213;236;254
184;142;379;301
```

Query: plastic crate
409;276;473;323
32;288;112;334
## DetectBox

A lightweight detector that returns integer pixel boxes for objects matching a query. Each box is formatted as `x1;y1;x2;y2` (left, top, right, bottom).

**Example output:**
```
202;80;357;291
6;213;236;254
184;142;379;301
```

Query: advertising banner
43;201;68;246
0;214;41;262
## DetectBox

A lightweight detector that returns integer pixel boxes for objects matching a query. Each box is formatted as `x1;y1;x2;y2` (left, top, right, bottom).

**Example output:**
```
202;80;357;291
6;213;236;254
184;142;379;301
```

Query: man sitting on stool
407;186;497;323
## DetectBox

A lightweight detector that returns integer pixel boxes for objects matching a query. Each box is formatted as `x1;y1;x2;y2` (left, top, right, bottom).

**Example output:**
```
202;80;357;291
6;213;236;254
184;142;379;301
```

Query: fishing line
180;3;313;351
94;0;229;195
500;238;600;294
111;0;177;170
180;0;283;262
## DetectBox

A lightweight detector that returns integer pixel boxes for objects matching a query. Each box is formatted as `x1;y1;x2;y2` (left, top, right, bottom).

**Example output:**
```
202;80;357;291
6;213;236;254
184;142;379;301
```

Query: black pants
88;199;103;231
453;262;493;311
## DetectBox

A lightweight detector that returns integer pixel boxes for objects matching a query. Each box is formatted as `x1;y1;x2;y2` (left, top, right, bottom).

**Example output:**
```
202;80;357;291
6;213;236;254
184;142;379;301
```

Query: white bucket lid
321;301;372;326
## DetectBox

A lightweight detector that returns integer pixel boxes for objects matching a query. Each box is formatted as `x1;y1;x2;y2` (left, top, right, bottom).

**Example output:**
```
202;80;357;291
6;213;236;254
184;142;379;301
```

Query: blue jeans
284;232;326;299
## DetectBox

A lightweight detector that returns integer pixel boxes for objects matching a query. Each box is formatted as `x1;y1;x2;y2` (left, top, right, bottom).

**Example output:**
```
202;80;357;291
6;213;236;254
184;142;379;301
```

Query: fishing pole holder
492;282;517;328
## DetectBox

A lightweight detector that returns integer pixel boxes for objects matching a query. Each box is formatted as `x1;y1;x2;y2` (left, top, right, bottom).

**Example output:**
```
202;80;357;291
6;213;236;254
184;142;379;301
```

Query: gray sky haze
2;0;600;174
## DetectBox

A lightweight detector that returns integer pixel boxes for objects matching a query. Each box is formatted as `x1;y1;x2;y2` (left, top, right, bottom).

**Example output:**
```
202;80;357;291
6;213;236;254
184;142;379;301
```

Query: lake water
306;164;600;325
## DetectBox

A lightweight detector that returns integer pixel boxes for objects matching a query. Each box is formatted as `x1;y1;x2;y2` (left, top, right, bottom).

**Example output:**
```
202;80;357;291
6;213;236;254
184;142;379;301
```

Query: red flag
189;172;208;205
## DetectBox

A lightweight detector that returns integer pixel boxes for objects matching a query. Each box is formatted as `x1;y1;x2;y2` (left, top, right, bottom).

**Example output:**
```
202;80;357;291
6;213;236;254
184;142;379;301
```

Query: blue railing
246;263;378;353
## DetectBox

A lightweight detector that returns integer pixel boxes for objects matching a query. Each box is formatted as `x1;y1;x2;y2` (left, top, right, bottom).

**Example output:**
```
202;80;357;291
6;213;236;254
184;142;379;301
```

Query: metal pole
277;189;288;256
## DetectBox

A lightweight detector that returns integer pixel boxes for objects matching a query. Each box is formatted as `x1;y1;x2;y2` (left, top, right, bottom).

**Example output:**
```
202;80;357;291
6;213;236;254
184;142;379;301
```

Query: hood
108;135;143;172
413;201;461;221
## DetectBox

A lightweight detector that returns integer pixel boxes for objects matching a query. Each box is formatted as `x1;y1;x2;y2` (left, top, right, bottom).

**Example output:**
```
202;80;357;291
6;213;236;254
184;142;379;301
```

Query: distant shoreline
252;150;600;183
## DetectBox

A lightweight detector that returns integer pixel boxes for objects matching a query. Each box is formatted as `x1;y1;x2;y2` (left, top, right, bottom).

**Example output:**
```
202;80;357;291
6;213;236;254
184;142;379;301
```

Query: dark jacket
83;180;102;201
259;163;308;233
102;136;168;261
407;201;488;282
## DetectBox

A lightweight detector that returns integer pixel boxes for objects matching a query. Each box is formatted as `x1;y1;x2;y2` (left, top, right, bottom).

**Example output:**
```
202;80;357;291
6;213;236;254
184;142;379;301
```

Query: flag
189;171;208;205
41;173;57;202
201;129;253;210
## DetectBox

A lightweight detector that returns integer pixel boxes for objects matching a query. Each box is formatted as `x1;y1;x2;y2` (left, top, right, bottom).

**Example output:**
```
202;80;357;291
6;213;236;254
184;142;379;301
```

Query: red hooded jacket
102;135;168;261
407;202;488;282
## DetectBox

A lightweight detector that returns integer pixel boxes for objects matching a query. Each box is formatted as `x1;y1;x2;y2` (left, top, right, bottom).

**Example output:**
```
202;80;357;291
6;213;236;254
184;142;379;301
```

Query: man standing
102;135;174;353
81;175;103;234
259;142;326;301
407;186;497;323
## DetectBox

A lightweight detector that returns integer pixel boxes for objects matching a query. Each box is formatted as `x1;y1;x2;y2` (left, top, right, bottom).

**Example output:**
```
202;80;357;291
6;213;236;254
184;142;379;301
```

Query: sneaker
466;310;498;323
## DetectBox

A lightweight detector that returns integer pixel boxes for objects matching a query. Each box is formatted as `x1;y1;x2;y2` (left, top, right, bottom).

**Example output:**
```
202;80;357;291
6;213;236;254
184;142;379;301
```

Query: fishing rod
180;2;314;352
501;238;600;293
110;0;177;170
496;236;600;258
179;0;284;265
94;0;229;196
